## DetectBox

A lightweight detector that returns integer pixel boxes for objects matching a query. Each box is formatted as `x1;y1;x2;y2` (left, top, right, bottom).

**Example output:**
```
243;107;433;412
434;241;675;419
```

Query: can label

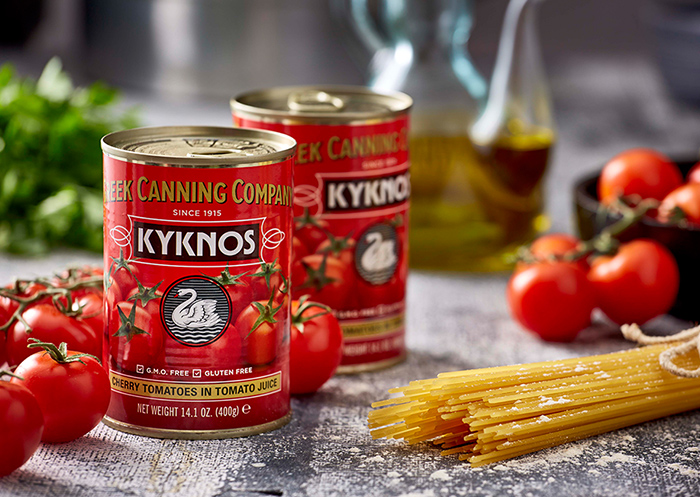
103;155;293;432
234;116;409;367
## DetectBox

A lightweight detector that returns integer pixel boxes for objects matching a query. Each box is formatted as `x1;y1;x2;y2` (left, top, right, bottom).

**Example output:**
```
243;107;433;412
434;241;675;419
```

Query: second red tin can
102;126;295;438
231;86;412;372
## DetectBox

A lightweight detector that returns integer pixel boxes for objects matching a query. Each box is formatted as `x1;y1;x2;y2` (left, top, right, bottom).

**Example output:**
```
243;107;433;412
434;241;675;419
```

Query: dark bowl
575;158;700;321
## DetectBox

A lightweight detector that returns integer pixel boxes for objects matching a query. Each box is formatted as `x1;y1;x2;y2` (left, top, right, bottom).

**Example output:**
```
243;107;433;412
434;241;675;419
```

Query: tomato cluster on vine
292;208;406;313
0;265;110;476
509;148;691;342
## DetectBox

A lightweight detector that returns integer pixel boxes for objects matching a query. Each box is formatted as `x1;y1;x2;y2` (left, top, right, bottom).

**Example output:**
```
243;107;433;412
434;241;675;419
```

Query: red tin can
231;87;412;372
101;126;296;438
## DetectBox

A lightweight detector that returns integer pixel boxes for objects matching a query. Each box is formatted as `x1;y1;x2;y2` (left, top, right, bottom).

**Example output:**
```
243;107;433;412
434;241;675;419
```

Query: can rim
102;125;297;166
231;85;413;123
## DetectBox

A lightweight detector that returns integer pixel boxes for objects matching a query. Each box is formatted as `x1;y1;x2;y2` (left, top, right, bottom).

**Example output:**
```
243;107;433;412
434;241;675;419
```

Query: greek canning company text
102;127;294;438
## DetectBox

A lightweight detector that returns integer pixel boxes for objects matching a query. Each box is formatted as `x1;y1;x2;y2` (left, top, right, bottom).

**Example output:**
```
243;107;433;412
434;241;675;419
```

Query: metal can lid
231;85;412;124
102;126;296;167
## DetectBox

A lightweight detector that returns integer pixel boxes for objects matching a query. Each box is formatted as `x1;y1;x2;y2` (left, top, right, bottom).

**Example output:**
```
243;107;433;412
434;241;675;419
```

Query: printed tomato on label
290;297;343;394
7;304;101;367
588;239;679;325
294;208;329;253
247;259;283;302
0;375;44;477
210;267;253;320
12;341;110;443
235;294;284;366
204;324;242;368
597;148;683;205
109;302;164;372
507;262;596;342
292;253;354;311
316;231;356;268
293;236;309;260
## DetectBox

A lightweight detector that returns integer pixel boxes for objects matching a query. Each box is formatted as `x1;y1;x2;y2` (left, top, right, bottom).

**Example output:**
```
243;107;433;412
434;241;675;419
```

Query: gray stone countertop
2;57;700;496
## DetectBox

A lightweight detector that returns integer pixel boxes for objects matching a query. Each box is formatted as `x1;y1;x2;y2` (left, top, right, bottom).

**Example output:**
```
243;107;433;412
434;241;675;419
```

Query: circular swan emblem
161;276;230;346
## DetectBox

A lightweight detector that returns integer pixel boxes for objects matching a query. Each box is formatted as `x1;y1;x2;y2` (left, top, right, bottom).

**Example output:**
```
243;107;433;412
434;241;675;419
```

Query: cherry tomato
507;262;596;341
74;292;104;338
686;161;700;184
109;262;142;302
247;260;283;302
293;236;309;261
588;239;679;325
658;183;700;226
598;149;682;205
290;298;343;394
292;254;353;311
12;344;110;443
109;302;164;372
213;269;254;321
516;233;586;272
0;282;48;317
316;232;356;268
234;296;283;366
0;379;44;476
294;209;329;253
7;304;101;367
0;334;6;367
204;324;242;368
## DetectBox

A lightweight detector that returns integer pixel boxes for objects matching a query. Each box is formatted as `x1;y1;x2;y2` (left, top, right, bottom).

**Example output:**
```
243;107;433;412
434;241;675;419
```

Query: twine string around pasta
621;323;700;378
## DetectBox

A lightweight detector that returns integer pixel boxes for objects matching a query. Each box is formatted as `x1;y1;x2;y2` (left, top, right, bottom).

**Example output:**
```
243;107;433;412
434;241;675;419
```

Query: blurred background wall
0;0;687;102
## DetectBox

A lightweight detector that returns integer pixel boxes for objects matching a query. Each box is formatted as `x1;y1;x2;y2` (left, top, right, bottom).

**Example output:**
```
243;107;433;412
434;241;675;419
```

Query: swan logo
355;223;399;285
161;277;231;346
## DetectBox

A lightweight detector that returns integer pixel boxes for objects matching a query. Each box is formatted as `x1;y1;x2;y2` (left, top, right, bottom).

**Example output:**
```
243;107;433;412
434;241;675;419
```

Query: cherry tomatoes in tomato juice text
507;262;596;342
0;380;43;476
516;233;586;272
234;299;283;366
658;183;700;226
109;302;164;372
7;304;101;367
12;349;110;443
588;239;679;325
290;299;343;394
292;254;354;311
598;149;682;205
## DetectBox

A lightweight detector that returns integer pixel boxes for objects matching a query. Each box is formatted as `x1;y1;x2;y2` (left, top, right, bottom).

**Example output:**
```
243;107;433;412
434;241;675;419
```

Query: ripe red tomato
7;304;101;367
0;282;48;317
234;297;283;366
109;302;164;372
213;269;253;321
516;233;586;272
658;183;700;226
588;239;679;325
247;260;283;302
0;379;44;476
0;334;6;367
12;345;110;443
294;209;329;253
75;292;104;338
507;262;596;341
292;254;353;311
203;324;242;368
316;232;356;268
109;263;142;302
293;236;309;261
598;149;682;205
686;161;700;184
290;298;343;394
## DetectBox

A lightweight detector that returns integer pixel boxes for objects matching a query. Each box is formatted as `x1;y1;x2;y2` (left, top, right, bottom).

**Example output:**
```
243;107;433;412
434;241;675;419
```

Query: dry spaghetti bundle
369;340;700;467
